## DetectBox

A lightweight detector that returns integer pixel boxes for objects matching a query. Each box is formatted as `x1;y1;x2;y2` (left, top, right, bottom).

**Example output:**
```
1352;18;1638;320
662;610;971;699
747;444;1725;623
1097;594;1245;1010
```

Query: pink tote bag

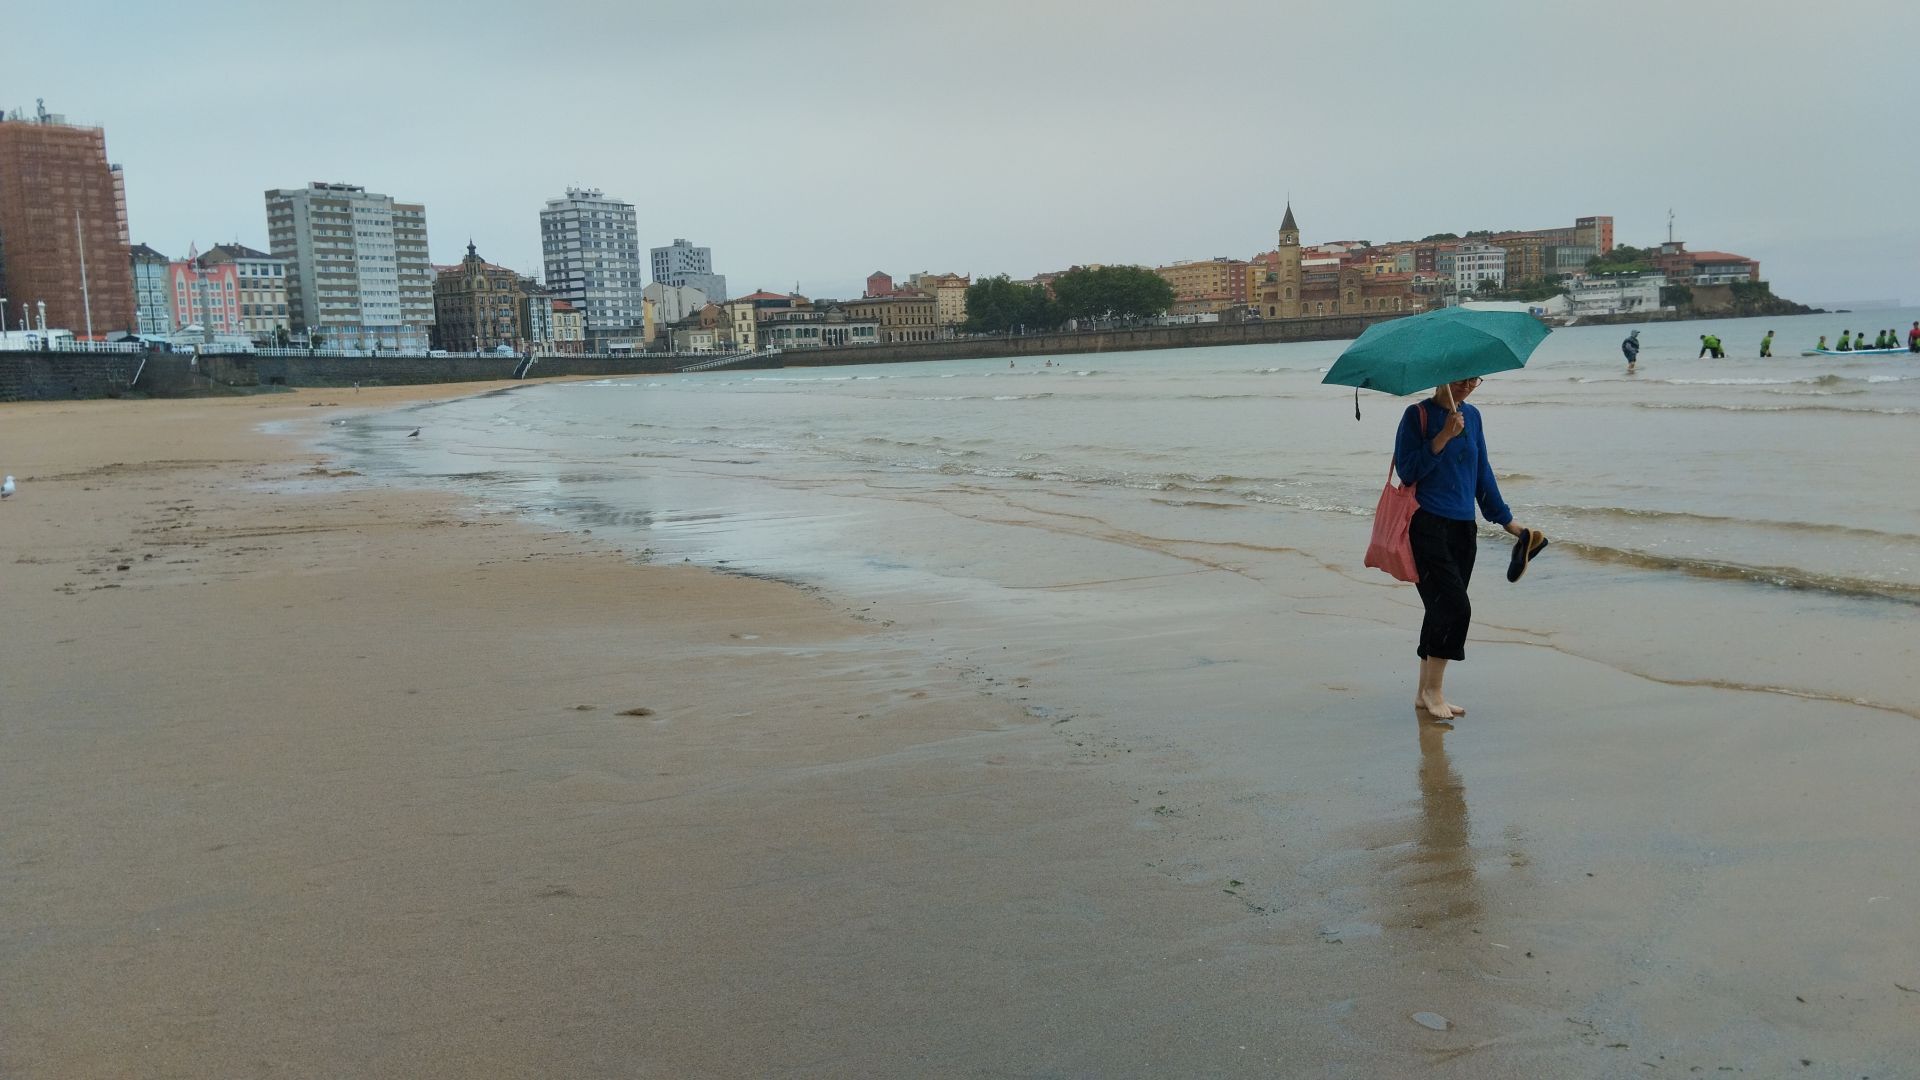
1364;407;1424;583
1364;462;1420;583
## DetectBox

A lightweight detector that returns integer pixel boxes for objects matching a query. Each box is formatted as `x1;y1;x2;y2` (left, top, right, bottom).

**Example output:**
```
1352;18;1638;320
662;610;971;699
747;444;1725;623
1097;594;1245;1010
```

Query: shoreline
5;384;1918;1077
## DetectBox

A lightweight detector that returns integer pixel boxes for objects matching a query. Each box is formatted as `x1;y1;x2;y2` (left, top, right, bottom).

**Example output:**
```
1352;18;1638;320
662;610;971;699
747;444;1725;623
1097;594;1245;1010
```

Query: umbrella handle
1354;386;1361;421
1441;382;1456;412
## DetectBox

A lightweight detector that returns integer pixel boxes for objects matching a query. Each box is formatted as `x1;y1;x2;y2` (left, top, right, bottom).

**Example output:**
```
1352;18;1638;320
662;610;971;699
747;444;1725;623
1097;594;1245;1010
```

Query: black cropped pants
1409;509;1477;661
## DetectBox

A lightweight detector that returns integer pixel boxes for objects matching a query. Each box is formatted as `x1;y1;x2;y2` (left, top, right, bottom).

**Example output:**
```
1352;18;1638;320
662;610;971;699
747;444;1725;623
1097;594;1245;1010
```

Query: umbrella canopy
1322;307;1551;398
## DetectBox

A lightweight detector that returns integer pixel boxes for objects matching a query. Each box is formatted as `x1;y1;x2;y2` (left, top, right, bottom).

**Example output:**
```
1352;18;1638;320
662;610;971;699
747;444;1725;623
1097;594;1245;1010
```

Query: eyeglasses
1451;377;1484;388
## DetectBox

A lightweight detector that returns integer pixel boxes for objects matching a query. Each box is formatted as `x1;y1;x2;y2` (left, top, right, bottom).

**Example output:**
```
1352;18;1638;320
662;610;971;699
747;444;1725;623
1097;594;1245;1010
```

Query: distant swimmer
1621;329;1641;371
1909;321;1919;353
1759;330;1774;358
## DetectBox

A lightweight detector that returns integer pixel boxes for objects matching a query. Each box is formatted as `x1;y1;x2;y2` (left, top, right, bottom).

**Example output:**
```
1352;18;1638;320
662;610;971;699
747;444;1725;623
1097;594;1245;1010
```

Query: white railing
676;348;777;373
51;339;144;353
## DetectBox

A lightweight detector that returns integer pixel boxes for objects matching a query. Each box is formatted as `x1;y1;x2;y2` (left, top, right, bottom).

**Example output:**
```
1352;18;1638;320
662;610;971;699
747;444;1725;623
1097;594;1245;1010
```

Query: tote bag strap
1387;403;1428;485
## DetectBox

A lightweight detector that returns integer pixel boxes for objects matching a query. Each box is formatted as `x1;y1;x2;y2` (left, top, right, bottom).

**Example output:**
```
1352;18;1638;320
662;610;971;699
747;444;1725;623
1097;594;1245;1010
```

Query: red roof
734;290;790;302
551;299;575;311
1682;251;1752;263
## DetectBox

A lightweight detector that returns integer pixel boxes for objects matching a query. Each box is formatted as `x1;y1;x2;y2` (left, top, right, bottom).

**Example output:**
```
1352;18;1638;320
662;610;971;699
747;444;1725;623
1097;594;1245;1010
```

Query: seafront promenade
0;311;1395;400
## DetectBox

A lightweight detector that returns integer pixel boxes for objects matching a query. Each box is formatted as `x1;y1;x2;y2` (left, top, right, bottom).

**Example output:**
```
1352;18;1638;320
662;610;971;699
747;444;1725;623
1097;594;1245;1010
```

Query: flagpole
76;211;94;340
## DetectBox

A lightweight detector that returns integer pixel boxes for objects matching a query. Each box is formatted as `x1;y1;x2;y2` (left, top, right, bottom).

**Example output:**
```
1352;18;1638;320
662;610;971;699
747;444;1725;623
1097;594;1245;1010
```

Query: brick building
0;103;136;337
1154;257;1250;316
843;292;939;343
1652;242;1759;286
433;242;548;351
1248;204;1428;319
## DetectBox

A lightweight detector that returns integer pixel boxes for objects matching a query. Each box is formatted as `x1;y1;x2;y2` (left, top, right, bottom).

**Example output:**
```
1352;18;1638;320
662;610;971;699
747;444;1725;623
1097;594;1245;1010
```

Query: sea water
330;308;1920;720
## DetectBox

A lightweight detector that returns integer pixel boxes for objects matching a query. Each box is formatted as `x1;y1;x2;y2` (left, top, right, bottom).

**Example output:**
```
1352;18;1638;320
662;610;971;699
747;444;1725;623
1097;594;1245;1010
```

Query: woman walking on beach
1394;377;1538;723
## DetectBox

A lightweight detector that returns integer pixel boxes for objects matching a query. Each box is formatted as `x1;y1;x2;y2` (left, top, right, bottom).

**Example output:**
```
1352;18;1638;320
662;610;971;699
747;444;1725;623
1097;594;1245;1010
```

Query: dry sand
3;387;1916;1078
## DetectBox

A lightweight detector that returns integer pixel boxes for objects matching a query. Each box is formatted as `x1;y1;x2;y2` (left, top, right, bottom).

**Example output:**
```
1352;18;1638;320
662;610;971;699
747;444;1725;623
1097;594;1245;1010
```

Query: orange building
1154;257;1249;315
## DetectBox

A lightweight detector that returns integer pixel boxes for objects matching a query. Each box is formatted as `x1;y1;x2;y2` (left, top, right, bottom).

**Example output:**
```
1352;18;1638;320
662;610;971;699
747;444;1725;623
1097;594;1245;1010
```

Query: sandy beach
4;378;1918;1078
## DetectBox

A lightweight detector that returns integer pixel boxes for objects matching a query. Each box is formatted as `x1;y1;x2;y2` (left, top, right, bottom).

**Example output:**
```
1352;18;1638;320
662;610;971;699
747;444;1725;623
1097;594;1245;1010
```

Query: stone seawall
775;313;1393;368
1;350;687;401
4;314;1398;401
0;352;145;401
203;352;684;388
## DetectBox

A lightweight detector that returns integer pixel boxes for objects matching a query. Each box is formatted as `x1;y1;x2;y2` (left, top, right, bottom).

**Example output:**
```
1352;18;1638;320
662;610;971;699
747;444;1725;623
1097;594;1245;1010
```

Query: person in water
1699;333;1724;358
1394;376;1537;724
1909;321;1919;353
1837;330;1853;351
1760;330;1774;358
1621;329;1641;371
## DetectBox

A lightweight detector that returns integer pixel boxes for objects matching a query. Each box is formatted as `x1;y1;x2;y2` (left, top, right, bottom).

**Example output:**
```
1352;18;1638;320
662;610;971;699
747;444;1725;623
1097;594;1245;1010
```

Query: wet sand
3;387;1917;1078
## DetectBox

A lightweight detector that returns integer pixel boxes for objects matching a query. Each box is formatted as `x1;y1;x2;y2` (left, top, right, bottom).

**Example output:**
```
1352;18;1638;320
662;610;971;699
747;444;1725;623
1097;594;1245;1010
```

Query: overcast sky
12;0;1915;305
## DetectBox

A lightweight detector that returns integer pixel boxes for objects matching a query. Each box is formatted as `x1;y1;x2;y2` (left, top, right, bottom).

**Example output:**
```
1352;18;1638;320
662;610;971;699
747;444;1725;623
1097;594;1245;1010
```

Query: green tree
1477;276;1570;302
1420;232;1459;242
963;275;1058;334
1586;244;1655;275
1050;266;1176;323
1659;284;1694;309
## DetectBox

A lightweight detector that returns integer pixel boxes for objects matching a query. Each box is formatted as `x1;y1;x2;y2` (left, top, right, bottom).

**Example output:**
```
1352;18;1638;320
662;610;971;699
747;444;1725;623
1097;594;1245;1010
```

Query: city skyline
10;0;1915;306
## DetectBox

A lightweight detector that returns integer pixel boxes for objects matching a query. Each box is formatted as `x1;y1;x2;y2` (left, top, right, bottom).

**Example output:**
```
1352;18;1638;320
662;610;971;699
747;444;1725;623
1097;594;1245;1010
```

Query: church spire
1278;202;1300;249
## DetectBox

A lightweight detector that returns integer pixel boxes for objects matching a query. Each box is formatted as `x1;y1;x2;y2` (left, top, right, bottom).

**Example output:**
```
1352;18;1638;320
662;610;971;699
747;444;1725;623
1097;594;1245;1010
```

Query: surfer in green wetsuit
1837;330;1852;351
1816;336;1828;351
1760;330;1774;358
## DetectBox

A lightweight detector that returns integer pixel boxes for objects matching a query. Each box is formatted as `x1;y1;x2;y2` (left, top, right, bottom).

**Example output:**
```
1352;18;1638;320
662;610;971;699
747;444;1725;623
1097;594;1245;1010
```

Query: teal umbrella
1322;307;1551;417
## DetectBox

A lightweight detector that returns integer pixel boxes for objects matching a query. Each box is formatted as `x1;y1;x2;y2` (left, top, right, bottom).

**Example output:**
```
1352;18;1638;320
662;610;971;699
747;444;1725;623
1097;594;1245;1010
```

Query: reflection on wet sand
1405;719;1481;929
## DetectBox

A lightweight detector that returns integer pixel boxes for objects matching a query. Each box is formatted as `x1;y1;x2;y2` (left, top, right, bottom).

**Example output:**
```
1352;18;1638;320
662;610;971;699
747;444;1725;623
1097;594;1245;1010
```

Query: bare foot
1447;702;1466;718
1416;697;1454;722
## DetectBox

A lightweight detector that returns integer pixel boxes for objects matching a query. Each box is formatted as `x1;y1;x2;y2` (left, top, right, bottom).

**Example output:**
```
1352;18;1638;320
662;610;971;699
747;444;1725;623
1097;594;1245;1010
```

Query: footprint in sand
617;707;655;717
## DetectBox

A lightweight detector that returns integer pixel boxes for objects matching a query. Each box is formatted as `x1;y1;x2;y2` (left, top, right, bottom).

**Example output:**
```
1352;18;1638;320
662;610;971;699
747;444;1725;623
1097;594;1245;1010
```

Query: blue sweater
1392;400;1512;526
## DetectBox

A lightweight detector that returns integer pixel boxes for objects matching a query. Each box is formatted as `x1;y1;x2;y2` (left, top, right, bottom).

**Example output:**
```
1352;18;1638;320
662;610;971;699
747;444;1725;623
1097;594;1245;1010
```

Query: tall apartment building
540;188;645;340
264;182;433;350
129;243;173;336
650;237;727;302
198;243;289;340
0;102;136;336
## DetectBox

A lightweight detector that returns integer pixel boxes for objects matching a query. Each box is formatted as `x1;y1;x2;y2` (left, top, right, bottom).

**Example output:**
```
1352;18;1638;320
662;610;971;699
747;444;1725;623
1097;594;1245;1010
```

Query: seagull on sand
1;475;13;499
406;428;421;438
